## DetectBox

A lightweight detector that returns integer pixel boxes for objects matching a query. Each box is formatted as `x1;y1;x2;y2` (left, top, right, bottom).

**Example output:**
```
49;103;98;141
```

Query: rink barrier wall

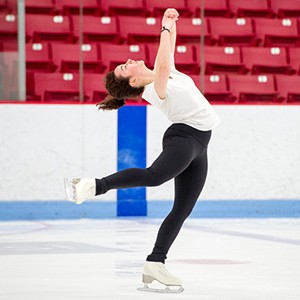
0;200;299;221
1;103;300;221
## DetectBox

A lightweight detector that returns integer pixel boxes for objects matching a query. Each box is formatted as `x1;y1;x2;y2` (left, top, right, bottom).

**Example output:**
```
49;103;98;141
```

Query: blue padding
117;106;147;216
0;200;300;221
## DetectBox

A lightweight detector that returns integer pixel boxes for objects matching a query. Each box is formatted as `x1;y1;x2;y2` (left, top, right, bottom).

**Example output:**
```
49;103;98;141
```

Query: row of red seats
24;72;300;103
2;0;300;19
1;14;300;49
20;43;300;76
192;74;300;103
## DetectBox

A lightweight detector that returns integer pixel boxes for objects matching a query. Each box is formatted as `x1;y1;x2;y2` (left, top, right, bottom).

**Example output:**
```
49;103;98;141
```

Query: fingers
164;8;179;19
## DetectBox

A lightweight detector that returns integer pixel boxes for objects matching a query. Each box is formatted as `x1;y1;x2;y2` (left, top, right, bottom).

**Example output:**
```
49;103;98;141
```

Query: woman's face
114;59;146;78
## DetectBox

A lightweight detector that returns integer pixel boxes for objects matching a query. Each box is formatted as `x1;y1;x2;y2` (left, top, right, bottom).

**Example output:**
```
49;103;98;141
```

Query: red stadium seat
270;0;300;18
209;17;259;46
83;73;106;101
254;18;300;47
176;17;212;45
242;47;294;75
0;12;18;46
289;48;300;74
174;44;200;74
33;72;83;101
0;0;7;11
5;0;17;11
118;16;160;44
51;43;104;73
186;0;232;17
26;42;55;72
101;0;146;16
147;44;199;74
55;0;102;15
25;0;55;15
275;75;300;102
228;74;279;102
194;45;246;75
73;15;122;43
100;44;148;71
145;0;192;17
190;74;232;102
228;0;274;18
25;14;74;43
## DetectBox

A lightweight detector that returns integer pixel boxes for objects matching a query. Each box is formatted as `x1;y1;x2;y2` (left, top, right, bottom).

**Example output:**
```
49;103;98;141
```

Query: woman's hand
162;8;179;33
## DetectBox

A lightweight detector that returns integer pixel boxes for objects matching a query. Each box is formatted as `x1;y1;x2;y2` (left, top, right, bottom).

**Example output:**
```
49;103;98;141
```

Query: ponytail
96;95;125;110
97;71;144;111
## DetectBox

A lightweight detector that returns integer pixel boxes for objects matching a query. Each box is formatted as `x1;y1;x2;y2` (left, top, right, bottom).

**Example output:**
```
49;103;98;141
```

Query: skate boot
137;261;184;293
64;178;95;204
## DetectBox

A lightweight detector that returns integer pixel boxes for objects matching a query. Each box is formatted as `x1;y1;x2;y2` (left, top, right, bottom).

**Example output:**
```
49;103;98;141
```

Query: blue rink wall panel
117;106;147;216
0;200;300;220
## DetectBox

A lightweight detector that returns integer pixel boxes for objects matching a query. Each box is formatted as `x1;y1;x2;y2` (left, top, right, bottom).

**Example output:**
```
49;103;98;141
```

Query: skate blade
64;178;79;204
137;284;184;294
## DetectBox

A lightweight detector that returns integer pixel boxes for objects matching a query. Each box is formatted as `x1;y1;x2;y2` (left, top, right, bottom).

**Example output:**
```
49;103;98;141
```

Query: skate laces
158;264;174;277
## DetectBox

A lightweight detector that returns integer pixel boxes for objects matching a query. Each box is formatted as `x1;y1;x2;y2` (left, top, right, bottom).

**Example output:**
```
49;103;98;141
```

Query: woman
65;8;220;293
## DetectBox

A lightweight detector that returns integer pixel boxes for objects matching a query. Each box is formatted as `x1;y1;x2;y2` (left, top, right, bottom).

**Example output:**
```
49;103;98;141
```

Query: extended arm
154;9;179;100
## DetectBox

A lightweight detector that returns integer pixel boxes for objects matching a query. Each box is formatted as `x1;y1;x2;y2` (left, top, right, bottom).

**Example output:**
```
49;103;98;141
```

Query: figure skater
65;8;220;293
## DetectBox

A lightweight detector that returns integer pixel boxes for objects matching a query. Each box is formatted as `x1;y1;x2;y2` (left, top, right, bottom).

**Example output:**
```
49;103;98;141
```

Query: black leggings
96;123;212;263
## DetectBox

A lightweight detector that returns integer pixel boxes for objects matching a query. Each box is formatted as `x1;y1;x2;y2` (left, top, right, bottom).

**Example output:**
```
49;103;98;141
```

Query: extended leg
64;133;196;204
96;133;196;195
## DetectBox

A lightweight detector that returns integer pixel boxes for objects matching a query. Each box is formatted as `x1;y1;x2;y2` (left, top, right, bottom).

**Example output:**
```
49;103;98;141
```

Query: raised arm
154;9;179;100
164;9;179;55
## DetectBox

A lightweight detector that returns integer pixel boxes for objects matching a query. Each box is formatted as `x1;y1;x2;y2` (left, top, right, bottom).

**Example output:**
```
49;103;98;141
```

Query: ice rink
1;217;300;300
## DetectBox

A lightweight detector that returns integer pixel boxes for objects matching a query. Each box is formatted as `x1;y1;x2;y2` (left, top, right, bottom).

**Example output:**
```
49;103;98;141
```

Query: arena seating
101;0;146;17
83;73;106;101
72;15;122;43
190;74;232;102
147;43;199;74
289;48;300;74
228;0;274;18
186;0;232;18
25;0;55;15
270;0;300;18
26;42;55;72
195;45;247;75
145;0;191;17
209;17;259;46
32;72;82;101
176;17;211;45
51;43;104;73
25;14;75;43
228;74;279;102
275;75;300;102
0;12;18;49
241;47;294;75
254;18;300;47
118;16;160;44
1;1;299;104
99;43;148;71
55;0;102;16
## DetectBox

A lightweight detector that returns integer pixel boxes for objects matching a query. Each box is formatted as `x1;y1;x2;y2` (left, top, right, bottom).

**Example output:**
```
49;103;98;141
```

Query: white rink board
147;105;300;200
0;104;117;201
0;104;300;201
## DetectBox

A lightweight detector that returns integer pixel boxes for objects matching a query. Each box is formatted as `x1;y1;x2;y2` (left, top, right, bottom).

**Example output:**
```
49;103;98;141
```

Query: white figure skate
137;262;184;293
64;178;95;204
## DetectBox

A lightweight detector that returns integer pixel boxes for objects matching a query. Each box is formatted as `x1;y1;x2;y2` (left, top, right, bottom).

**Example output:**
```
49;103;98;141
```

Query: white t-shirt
142;55;221;131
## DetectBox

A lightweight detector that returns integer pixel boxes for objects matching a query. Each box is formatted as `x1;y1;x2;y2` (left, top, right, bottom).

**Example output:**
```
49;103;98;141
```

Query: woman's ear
129;77;138;87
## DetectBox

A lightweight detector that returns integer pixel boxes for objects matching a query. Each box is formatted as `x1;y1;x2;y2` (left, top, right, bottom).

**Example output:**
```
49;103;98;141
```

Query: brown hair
97;71;144;110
